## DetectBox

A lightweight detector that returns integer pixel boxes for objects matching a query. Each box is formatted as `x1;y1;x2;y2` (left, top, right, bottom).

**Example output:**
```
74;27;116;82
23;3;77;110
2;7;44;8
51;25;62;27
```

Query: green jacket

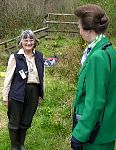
72;36;116;144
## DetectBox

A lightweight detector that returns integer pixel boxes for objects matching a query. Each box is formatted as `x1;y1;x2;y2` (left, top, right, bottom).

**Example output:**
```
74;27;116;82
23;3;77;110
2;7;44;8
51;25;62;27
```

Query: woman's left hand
71;136;83;150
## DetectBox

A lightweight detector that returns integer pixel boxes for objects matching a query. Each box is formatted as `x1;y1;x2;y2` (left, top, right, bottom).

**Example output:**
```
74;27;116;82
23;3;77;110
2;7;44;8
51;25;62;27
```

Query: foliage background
1;0;116;40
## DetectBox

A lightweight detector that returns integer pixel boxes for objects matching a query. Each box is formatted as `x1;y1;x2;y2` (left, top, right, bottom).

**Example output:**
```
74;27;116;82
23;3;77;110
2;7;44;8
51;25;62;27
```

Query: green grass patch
0;37;116;149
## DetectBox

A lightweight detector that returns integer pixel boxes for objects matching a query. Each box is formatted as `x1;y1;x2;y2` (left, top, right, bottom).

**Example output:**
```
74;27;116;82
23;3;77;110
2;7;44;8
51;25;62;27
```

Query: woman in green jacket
71;4;116;150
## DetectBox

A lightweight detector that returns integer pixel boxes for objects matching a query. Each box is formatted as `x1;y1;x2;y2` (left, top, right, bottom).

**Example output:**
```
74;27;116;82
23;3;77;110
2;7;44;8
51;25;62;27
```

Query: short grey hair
17;29;38;48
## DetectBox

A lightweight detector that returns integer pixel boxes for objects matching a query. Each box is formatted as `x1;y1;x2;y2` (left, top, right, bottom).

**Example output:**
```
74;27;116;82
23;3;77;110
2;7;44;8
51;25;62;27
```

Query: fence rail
45;21;78;25
46;13;75;16
44;13;78;36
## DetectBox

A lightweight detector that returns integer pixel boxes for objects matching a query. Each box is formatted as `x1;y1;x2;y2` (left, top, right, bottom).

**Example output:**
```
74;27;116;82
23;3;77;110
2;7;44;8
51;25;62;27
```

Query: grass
0;36;116;150
26;75;73;150
0;73;74;150
0;37;77;150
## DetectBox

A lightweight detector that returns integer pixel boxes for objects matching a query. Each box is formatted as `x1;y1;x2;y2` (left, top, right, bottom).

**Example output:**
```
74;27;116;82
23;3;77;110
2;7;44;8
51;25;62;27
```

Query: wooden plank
48;13;75;16
33;27;48;33
45;20;78;25
0;37;17;45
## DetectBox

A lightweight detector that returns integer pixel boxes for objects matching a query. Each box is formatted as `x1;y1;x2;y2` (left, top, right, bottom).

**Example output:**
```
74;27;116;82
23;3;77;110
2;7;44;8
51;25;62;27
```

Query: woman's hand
71;136;83;150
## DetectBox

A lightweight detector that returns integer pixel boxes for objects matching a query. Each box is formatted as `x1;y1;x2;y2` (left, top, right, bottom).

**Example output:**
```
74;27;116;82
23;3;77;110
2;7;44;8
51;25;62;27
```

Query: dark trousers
7;83;39;130
8;83;40;149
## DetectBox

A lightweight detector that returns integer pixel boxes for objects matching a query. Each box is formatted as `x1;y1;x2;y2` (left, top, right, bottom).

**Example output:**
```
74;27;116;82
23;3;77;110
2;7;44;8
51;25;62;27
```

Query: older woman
71;4;116;150
3;30;44;150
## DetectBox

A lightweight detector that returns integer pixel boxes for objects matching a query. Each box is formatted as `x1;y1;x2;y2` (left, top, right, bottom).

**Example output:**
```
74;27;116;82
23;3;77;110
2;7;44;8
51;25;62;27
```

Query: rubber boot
9;129;18;150
18;129;27;150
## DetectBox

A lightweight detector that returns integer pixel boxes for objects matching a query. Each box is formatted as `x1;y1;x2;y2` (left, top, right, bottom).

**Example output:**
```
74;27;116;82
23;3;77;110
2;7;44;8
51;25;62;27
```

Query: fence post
4;43;8;51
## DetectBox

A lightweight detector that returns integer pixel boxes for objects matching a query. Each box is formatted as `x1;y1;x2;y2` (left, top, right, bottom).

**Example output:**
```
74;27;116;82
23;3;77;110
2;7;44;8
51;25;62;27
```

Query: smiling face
21;37;35;51
18;30;37;52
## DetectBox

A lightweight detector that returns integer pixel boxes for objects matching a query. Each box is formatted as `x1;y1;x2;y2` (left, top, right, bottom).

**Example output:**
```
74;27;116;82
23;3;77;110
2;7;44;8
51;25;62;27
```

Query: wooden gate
44;13;79;37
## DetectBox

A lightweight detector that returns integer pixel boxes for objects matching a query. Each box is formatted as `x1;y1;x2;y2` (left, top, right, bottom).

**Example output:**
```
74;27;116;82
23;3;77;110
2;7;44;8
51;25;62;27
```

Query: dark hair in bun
74;4;109;34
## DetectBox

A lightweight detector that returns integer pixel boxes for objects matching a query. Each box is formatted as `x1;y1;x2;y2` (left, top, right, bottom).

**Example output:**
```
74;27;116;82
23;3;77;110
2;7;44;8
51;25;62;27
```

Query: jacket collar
83;36;109;65
17;48;35;55
78;36;109;76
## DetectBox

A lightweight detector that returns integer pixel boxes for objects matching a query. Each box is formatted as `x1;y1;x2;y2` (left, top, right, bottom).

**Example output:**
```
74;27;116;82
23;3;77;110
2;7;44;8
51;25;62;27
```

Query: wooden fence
44;13;79;35
0;13;79;51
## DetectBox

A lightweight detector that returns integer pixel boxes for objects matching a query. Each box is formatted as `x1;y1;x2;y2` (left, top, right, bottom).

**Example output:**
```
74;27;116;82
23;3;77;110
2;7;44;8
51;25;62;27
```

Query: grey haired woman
3;30;44;150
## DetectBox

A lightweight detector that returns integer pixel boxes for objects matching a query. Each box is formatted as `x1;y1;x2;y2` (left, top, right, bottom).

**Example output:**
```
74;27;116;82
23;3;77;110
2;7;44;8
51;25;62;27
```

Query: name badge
19;70;26;79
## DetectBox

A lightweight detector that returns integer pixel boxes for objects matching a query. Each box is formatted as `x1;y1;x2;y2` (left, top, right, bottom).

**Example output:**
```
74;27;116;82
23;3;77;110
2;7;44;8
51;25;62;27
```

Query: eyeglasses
23;39;34;43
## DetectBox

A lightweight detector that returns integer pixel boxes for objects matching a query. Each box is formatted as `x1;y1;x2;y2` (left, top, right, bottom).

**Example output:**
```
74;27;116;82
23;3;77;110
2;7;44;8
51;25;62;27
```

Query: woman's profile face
78;20;90;42
21;37;35;51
